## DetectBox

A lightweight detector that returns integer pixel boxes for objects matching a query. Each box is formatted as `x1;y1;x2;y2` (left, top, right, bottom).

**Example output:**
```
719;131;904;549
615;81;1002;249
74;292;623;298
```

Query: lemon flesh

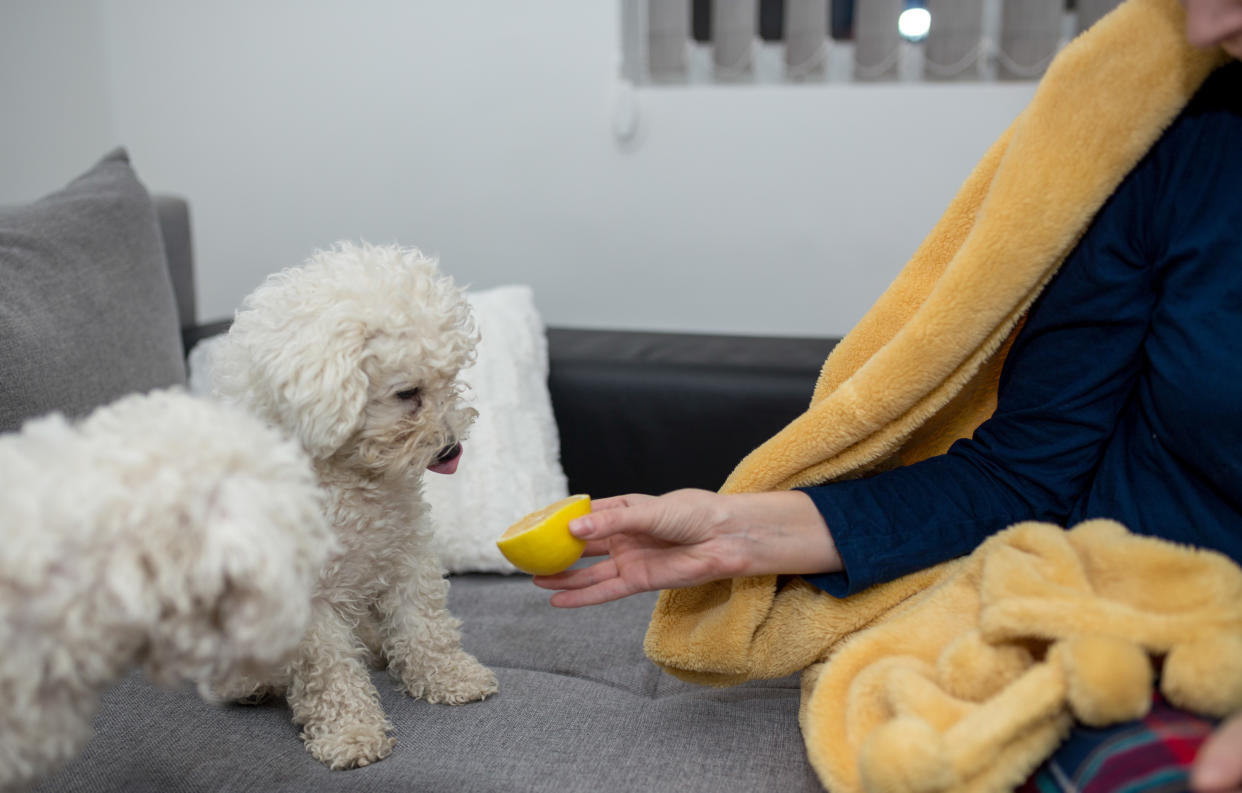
497;495;591;575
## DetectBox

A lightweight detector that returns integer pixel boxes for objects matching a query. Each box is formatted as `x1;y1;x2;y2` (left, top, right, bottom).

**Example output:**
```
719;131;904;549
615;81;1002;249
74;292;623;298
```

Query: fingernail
569;517;593;538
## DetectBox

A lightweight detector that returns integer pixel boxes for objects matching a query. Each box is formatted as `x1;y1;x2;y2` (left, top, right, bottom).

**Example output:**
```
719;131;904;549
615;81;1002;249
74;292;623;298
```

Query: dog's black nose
435;442;462;464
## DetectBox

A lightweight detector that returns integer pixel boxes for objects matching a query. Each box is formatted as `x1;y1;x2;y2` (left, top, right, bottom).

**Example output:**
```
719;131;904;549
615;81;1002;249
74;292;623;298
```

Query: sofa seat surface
33;574;821;793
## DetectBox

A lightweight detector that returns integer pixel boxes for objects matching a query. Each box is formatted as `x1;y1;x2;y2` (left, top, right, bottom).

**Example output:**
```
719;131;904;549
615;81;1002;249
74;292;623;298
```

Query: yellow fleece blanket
642;1;1240;791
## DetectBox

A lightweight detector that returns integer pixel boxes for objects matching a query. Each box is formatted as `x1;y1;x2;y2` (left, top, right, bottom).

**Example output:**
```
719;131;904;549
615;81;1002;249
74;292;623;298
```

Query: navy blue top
801;61;1242;598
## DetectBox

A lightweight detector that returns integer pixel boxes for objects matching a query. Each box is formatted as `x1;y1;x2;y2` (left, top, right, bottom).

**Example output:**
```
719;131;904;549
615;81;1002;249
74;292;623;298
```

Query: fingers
1192;713;1242;792
532;558;617;592
548;577;639;608
532;559;637;608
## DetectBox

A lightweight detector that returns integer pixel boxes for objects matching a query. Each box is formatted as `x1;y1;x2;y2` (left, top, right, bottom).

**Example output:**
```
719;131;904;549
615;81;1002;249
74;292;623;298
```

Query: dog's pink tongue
428;443;463;475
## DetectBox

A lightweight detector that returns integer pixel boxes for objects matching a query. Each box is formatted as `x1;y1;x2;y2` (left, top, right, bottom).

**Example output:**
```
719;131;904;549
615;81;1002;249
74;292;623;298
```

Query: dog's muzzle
428;441;463;475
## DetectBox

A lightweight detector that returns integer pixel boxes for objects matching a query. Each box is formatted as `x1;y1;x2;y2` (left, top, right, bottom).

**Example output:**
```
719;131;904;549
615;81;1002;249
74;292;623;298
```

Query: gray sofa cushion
0;148;186;433
32;575;821;793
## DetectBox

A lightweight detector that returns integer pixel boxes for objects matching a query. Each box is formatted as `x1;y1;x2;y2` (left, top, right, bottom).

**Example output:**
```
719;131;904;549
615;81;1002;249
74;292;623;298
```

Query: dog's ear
212;321;372;460
275;349;372;460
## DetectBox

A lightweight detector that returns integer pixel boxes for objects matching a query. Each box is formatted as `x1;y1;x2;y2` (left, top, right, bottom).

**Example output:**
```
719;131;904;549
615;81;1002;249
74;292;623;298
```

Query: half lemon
497;494;591;575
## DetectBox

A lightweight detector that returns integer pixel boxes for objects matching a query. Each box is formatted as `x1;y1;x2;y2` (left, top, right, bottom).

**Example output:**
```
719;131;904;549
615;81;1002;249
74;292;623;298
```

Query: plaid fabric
1017;693;1217;793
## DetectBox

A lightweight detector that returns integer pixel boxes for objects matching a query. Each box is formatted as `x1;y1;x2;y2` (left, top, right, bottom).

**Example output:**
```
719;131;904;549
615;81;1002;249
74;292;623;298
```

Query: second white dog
0;389;332;792
208;242;498;770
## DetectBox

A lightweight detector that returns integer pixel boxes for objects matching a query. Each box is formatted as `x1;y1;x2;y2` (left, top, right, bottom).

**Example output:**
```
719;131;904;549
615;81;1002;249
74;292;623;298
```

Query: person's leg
1018;693;1217;793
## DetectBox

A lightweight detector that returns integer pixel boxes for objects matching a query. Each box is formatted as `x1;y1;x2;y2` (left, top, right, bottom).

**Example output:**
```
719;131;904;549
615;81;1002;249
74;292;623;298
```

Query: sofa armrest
546;327;836;497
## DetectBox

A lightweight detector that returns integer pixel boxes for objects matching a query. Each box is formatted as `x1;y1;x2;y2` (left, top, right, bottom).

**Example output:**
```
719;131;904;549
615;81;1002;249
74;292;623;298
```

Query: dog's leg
357;608;387;670
287;599;395;769
377;554;498;705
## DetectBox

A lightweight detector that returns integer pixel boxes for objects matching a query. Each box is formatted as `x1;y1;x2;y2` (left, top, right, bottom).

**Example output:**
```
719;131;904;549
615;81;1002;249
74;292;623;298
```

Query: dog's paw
303;723;396;770
410;652;499;705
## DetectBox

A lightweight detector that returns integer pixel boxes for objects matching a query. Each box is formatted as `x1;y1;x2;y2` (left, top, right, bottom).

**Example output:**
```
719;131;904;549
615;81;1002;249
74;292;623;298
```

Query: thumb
569;500;657;542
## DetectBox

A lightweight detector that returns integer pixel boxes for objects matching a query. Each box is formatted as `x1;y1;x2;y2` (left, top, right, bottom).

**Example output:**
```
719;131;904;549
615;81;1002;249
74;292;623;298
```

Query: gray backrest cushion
0;148;186;433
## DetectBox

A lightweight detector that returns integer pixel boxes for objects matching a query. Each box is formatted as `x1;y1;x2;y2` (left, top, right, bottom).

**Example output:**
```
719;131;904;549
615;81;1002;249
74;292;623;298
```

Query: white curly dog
208;242;499;770
0;389;332;793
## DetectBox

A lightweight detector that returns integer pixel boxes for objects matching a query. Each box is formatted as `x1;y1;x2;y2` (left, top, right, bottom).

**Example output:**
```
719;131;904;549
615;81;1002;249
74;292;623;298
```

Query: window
624;0;1123;85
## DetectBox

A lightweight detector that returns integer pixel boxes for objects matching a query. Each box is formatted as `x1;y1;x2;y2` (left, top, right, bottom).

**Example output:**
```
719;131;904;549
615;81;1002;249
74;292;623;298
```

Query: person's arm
537;135;1164;609
801;157;1161;596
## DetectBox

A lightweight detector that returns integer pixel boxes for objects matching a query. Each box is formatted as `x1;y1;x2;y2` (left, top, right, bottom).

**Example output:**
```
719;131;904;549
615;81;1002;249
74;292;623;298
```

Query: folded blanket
642;1;1238;790
801;520;1242;793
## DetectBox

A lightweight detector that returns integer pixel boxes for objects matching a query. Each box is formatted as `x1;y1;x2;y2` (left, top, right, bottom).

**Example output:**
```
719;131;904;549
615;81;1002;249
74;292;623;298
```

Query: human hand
1192;712;1242;792
532;488;840;608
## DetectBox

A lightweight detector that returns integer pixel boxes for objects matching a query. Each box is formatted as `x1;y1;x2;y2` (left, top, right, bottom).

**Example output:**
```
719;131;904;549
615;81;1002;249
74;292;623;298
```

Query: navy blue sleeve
799;152;1161;597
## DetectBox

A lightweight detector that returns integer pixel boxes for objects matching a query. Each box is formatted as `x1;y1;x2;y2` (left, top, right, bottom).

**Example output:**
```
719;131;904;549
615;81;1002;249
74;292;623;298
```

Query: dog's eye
395;388;421;402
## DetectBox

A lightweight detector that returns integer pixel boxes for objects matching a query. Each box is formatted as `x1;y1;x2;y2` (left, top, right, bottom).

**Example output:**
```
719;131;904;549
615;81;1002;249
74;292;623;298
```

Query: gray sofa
4;150;838;793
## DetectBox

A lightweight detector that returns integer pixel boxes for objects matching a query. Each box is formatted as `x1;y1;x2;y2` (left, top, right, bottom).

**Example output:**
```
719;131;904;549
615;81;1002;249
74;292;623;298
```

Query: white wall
0;0;115;200
3;2;1037;337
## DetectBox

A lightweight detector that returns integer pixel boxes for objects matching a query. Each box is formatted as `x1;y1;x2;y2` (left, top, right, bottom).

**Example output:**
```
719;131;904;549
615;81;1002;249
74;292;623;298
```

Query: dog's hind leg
287;599;395;769
376;552;498;705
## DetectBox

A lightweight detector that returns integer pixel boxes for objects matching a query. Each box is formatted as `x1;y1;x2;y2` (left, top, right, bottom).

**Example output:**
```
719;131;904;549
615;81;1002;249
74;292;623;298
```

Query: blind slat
854;0;902;81
785;0;829;78
925;0;985;81
713;0;758;78
998;0;1062;80
649;0;691;80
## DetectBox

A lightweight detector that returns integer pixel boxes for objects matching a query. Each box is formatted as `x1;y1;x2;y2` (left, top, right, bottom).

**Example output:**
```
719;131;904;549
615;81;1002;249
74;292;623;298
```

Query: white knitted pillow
188;284;568;574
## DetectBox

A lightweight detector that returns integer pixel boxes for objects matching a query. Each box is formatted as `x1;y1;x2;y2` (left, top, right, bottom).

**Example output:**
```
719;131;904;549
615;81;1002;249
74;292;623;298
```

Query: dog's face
211;243;480;472
342;329;478;478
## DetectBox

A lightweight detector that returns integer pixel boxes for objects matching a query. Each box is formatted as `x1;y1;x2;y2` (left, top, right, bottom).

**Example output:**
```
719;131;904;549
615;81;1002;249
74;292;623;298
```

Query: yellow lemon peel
497;495;591;575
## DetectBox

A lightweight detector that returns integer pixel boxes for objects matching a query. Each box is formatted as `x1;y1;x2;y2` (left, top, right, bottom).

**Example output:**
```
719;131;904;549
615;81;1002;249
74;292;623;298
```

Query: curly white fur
0;389;333;792
208;242;498;770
